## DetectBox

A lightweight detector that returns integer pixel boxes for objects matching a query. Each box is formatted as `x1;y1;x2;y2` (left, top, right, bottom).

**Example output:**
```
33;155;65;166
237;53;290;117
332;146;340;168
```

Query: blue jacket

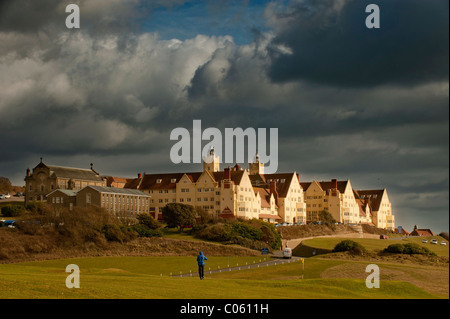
197;251;207;266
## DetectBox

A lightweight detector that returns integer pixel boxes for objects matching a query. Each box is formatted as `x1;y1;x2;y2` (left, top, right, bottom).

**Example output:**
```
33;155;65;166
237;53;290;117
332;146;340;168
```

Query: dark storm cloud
0;0;448;232
266;0;449;87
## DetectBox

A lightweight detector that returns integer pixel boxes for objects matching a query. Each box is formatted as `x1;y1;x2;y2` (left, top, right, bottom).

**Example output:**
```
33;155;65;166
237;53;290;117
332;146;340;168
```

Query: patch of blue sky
141;0;277;44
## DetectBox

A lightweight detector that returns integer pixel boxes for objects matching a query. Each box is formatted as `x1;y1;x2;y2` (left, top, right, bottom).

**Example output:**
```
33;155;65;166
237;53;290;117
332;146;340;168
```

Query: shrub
1;205;26;217
231;221;263;240
192;219;282;250
136;213;161;229
383;243;404;254
333;240;367;255
132;224;163;237
161;203;196;232
384;243;436;256
102;224;125;242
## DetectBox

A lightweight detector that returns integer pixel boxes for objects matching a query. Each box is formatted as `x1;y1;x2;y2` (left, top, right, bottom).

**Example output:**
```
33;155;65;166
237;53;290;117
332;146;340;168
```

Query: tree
195;207;210;225
136;213;161;229
0;177;12;194
318;210;336;230
161;203;196;232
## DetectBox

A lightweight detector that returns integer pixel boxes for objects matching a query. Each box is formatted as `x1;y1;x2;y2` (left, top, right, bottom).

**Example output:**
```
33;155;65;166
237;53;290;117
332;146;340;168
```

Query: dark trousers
198;265;204;279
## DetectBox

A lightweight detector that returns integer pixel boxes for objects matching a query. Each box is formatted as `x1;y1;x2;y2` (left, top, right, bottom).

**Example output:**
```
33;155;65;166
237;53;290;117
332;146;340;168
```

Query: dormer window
171;179;176;183
156;179;162;183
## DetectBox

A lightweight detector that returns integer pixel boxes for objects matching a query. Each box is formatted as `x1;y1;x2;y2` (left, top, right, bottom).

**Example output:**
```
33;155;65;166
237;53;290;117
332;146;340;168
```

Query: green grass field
0;255;447;299
301;236;449;256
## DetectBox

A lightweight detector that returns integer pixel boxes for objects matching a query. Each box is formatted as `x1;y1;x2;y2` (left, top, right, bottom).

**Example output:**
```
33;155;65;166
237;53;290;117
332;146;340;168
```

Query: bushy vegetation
383;243;436;256
332;240;367;255
192;219;281;250
161;203;196;232
1;204;26;217
318;210;337;230
132;213;163;237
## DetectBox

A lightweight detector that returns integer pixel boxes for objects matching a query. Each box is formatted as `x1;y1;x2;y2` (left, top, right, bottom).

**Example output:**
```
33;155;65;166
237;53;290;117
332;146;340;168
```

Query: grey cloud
266;0;449;87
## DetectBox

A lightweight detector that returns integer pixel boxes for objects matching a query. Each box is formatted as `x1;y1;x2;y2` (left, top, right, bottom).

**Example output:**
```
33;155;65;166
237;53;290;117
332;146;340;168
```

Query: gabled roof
212;170;245;186
411;229;435;236
300;180;349;194
354;189;385;212
139;173;191;190
47;189;78;197
136;170;246;191
82;185;150;196
355;198;372;218
46;165;104;182
249;173;296;198
254;187;273;208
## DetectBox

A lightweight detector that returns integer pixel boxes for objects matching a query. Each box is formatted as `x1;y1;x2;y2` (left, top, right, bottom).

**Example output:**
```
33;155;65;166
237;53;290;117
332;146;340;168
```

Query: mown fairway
0;255;447;299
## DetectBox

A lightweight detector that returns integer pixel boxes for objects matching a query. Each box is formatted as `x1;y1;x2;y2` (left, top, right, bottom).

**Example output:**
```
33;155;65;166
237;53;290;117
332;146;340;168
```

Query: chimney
331;179;337;189
224;167;231;180
269;181;278;204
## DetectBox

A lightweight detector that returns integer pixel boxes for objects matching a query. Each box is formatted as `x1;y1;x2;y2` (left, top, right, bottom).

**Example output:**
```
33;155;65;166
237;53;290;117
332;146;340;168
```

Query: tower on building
203;147;220;172
249;153;264;175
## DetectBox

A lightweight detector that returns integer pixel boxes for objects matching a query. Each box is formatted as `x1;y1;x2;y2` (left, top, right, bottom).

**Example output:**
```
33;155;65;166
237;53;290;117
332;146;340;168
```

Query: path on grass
174;255;301;278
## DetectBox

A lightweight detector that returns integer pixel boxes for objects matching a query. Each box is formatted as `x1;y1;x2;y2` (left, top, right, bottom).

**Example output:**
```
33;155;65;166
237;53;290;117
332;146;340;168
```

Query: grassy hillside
0;256;446;299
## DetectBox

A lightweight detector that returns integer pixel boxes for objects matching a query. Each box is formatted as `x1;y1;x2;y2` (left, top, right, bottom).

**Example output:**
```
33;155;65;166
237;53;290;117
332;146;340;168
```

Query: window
171;178;176;183
86;193;91;204
156;179;162;183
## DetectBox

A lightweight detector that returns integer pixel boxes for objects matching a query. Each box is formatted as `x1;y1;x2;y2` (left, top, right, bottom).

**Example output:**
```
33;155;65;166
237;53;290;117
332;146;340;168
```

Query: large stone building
353;189;395;230
301;179;395;230
29;154;395;229
46;185;151;218
76;186;151;218
300;179;360;224
118;150;306;224
24;159;106;205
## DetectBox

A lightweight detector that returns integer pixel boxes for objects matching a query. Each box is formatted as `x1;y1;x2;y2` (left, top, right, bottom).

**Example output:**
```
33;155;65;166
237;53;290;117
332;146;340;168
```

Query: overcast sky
0;0;448;233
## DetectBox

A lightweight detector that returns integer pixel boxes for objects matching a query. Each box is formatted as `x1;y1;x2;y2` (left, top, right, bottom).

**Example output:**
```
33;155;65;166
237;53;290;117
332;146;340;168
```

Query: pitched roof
355;198;372;218
46;165;104;182
250;173;296;198
354;189;384;212
47;189;78;197
83;185;150;196
300;180;348;194
254;187;272;208
136;170;246;191
212;170;245;186
411;229;435;236
138;173;195;190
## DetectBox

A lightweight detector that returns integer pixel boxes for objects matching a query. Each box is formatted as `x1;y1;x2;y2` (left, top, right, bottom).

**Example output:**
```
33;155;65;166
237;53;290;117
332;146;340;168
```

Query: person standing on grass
197;251;207;280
